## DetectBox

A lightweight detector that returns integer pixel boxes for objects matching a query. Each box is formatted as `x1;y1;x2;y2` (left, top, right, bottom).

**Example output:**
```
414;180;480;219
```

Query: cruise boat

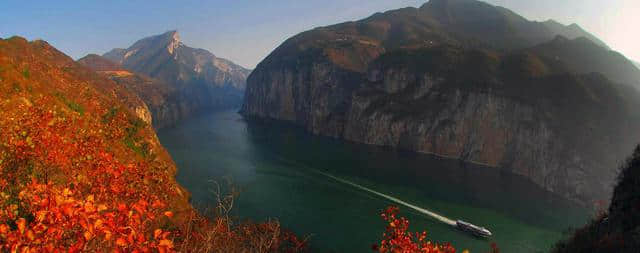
456;220;492;237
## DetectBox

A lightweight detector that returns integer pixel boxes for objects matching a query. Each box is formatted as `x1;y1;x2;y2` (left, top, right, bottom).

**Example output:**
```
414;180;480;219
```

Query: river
157;109;589;252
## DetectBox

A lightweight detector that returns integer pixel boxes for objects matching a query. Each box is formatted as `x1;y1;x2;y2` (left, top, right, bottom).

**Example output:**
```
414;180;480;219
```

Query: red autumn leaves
1;182;174;252
375;206;457;253
0;98;179;252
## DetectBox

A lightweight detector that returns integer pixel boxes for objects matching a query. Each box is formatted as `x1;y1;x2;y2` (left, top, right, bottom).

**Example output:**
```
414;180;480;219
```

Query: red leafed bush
0;102;178;252
375;206;456;253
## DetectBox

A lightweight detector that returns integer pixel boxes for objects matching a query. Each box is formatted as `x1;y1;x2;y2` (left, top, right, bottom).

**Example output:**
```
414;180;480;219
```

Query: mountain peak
163;30;181;54
162;30;181;44
121;30;183;56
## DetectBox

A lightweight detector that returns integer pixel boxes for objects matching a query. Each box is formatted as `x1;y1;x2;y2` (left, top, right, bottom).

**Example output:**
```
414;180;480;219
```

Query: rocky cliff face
78;54;185;129
242;0;640;203
347;51;639;203
103;31;251;119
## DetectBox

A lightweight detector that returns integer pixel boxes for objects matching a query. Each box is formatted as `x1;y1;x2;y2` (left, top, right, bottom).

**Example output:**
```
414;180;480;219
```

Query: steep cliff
103;31;251;118
348;47;640;203
242;0;640;203
78;54;184;129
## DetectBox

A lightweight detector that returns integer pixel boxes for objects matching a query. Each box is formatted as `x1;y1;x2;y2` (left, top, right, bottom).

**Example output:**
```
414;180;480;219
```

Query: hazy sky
1;0;637;68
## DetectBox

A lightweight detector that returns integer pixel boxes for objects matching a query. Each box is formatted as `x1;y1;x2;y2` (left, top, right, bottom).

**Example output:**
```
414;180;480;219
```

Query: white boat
456;220;492;237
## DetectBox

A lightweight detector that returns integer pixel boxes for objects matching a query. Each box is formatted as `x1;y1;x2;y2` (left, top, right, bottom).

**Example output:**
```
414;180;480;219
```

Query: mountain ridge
418;0;609;50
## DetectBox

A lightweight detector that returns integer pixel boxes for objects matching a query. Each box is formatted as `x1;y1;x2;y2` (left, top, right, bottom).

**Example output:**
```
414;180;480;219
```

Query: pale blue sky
1;0;637;68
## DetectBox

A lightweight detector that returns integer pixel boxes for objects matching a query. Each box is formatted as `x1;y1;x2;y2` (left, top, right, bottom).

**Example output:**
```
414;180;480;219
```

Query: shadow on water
158;110;590;253
242;116;588;230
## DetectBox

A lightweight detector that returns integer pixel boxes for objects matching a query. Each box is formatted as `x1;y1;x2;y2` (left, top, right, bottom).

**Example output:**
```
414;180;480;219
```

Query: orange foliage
0;100;177;252
375;206;456;253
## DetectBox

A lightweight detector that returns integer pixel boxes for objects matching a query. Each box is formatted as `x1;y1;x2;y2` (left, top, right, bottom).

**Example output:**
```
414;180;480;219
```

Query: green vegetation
102;107;119;123
123;118;150;157
22;68;30;79
54;92;85;115
12;83;21;93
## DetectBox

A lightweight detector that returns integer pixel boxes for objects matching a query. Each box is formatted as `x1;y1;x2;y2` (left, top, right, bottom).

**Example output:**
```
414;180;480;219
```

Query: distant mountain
103;31;251;112
242;0;640;203
78;54;183;128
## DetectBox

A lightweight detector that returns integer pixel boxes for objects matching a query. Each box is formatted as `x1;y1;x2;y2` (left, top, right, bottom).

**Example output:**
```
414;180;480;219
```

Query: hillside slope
0;36;191;251
242;0;640;203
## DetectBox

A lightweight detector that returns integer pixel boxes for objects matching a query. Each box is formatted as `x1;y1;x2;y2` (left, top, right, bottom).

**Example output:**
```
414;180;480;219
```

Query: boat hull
456;220;492;237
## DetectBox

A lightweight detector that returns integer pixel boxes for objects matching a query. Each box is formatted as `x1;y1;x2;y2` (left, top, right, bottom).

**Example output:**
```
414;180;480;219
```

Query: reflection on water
158;110;589;252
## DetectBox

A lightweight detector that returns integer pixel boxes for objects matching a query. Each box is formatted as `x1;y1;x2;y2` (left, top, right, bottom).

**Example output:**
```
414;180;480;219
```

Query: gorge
3;0;640;251
241;0;640;204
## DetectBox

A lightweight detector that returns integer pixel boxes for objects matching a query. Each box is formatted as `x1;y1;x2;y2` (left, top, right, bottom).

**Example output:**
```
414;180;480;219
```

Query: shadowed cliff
554;145;640;252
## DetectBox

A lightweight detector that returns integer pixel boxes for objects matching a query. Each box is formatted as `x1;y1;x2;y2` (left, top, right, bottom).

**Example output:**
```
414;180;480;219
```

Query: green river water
157;109;590;253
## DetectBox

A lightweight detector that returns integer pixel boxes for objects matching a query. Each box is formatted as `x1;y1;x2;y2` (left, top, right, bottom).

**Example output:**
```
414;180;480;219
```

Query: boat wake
311;169;457;227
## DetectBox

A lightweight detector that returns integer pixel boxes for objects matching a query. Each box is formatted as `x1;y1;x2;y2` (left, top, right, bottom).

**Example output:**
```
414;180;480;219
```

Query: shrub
374;206;456;253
